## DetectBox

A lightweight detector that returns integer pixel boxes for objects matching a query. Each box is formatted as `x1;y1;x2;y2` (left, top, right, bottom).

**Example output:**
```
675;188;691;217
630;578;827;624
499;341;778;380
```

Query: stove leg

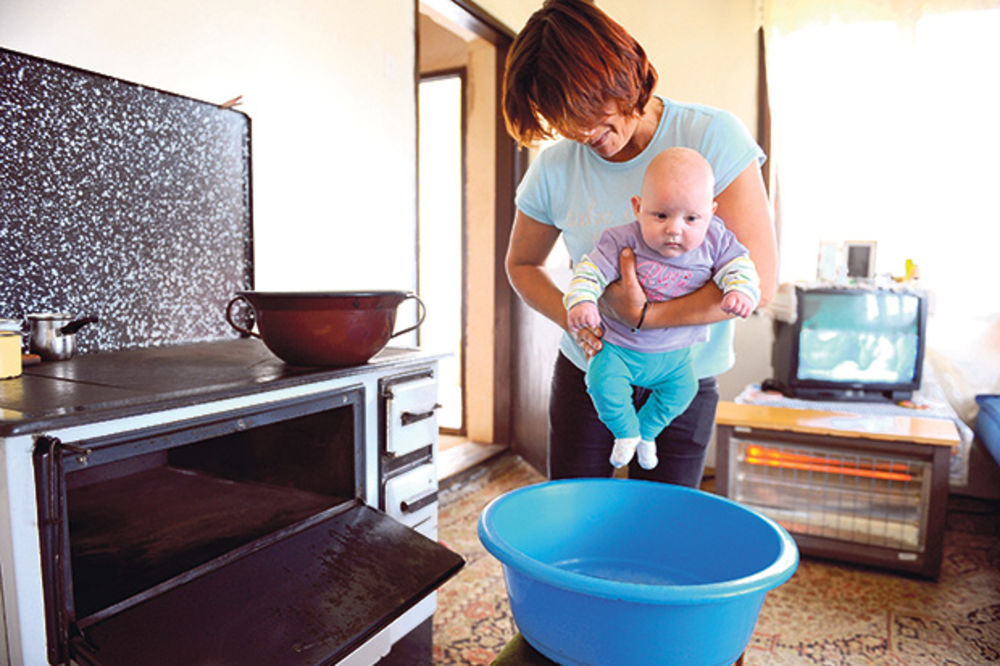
377;617;432;665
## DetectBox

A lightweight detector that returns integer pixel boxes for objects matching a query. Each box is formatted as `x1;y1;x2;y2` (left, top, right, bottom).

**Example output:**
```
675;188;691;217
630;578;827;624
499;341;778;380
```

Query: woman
503;0;777;485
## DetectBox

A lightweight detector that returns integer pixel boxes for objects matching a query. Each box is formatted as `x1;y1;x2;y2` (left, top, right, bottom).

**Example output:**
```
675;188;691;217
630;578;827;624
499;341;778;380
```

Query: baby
565;147;759;469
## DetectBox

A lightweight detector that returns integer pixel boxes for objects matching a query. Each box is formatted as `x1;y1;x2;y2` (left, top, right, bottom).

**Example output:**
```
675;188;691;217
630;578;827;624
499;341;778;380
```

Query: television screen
768;286;926;401
797;290;921;385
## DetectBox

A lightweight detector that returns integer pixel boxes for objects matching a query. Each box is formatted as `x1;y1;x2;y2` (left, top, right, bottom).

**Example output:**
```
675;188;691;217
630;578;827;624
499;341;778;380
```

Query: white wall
0;0;417;293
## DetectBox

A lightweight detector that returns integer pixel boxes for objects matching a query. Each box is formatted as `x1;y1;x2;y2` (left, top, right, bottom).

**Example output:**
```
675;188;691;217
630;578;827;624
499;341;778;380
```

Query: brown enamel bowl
226;291;425;366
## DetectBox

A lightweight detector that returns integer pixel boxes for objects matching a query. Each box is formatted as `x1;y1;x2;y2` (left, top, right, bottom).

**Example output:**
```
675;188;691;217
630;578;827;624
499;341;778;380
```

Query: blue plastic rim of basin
478;479;799;666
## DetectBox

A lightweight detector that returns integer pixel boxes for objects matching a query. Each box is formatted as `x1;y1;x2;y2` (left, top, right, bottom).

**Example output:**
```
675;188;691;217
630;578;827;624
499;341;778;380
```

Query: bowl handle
225;295;261;339
389;293;427;340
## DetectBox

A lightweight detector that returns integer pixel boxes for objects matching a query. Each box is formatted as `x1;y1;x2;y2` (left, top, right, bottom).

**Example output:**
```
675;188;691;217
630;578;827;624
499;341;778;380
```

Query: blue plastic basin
478;479;799;666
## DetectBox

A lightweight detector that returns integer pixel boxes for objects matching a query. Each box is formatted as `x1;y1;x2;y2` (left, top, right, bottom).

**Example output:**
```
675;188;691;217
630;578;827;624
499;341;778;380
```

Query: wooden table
715;402;959;578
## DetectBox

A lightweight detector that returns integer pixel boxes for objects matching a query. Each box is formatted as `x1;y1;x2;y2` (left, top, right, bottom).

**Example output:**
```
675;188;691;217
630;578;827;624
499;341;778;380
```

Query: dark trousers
548;352;719;486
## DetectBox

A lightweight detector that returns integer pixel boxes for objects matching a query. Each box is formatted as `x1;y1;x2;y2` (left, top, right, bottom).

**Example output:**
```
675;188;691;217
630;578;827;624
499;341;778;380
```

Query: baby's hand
721;291;754;319
567;301;601;332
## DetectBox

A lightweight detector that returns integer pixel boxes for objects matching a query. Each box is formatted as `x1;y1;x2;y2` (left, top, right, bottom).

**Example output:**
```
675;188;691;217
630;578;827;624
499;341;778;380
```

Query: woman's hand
601;247;647;328
573;323;604;358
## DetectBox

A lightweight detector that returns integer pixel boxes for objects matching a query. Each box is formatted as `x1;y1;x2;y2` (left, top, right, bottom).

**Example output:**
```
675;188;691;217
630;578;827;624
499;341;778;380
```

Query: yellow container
0;332;22;379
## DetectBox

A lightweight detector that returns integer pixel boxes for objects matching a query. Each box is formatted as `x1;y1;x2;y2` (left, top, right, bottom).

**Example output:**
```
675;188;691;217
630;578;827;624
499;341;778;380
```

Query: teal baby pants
585;342;698;441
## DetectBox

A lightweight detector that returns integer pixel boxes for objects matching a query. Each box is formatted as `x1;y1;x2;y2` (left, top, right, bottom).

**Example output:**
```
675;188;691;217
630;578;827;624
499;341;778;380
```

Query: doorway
416;0;520;461
418;72;465;431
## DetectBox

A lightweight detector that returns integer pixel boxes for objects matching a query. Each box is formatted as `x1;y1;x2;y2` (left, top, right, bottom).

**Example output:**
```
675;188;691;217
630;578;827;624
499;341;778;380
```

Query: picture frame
844;241;877;279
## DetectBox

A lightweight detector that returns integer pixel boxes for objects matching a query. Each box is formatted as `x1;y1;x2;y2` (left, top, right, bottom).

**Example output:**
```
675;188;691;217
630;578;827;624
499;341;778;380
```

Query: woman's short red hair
502;0;658;146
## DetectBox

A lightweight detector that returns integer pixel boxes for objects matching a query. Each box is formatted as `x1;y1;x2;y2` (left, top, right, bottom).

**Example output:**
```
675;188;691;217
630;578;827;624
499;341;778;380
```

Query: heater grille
730;438;931;551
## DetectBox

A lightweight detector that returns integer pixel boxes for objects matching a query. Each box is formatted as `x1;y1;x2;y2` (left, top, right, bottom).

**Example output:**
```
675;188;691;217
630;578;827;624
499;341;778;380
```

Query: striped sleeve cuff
713;255;761;308
564;256;609;310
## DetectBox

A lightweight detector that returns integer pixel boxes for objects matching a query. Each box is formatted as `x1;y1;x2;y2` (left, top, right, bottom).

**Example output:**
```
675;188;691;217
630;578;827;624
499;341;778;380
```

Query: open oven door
32;386;464;665
66;501;463;665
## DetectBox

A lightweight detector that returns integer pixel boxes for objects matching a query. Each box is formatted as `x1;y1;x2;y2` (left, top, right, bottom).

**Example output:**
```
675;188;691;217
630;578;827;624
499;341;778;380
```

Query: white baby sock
610;436;640;468
637;439;658;469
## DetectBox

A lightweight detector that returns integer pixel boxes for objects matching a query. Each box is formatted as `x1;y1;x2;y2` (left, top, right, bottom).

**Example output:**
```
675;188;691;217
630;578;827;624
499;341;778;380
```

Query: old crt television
768;286;927;401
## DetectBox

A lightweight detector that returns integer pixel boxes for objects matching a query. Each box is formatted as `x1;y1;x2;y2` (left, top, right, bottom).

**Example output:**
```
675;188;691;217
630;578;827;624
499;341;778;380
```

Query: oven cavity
82;395;358;621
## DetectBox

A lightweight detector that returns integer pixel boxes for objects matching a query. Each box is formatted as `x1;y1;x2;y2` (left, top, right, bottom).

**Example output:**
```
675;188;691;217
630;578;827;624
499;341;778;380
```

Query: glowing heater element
744;445;914;482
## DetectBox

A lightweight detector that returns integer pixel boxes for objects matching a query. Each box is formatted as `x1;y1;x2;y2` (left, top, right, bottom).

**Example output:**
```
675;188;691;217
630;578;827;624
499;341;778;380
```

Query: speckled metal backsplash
0;48;252;355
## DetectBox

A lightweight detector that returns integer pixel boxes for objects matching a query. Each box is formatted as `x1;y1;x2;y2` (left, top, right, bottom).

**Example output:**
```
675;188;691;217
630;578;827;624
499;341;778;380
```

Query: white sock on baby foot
637;439;658;469
610;437;640;468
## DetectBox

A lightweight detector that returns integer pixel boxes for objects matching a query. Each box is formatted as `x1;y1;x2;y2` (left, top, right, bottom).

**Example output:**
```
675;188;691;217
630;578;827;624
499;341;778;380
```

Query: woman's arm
506;209;605;356
505;209;566;326
603;161;777;328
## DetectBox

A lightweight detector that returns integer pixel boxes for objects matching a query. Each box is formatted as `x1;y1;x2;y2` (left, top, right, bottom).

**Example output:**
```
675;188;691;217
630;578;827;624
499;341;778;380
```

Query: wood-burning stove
0;340;462;665
0;49;462;664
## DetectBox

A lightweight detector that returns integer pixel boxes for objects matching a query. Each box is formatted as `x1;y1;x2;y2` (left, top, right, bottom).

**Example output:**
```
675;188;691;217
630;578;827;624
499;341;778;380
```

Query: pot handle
225;295;261;339
389;293;427;340
59;315;99;336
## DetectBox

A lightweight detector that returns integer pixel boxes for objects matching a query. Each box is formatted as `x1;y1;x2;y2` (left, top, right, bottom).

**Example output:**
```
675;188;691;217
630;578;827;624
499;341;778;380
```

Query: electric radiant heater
730;439;931;553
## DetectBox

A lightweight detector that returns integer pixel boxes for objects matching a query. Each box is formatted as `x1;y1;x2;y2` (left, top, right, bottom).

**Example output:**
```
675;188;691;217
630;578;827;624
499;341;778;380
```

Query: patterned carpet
431;452;1000;665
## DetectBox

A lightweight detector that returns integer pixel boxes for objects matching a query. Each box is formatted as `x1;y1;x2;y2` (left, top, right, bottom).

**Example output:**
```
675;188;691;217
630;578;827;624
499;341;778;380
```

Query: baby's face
631;178;716;258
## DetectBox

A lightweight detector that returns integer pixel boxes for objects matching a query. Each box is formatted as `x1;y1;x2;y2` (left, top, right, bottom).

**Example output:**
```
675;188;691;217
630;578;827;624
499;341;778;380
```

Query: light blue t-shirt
516;96;766;376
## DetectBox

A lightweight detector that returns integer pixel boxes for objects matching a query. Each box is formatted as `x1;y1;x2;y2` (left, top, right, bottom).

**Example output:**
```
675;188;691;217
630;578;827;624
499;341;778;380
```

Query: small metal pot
26;313;99;361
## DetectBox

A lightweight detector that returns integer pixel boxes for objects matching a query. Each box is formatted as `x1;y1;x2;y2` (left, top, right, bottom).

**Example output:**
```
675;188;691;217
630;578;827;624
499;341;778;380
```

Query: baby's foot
610;437;639;468
637;440;658;469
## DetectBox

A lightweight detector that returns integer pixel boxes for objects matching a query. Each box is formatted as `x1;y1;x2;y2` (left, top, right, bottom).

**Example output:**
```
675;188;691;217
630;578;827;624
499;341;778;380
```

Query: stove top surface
0;339;433;434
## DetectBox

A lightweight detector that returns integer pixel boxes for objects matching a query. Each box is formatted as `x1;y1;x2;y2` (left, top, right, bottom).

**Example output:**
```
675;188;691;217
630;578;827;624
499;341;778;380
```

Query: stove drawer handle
400;489;438;513
400;404;441;426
